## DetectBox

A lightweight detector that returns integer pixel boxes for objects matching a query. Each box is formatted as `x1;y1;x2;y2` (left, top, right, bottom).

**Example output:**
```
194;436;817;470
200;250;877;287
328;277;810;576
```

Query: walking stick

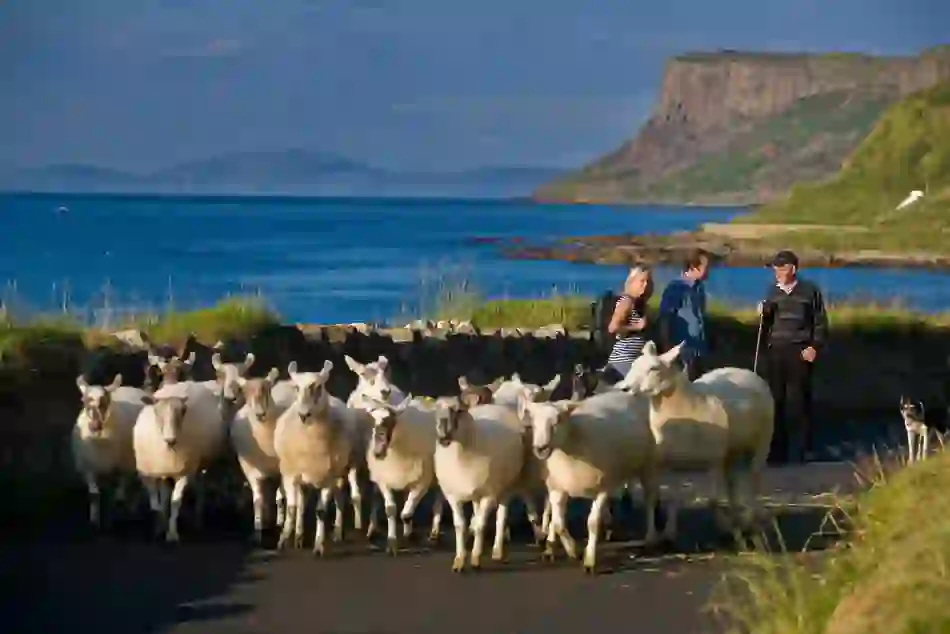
753;311;764;374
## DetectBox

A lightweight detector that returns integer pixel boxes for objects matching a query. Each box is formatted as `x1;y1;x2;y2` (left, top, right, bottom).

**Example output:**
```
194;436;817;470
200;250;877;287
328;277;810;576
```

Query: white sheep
72;374;148;528
208;351;256;422
361;395;445;554
344;354;407;534
273;360;357;556
133;381;227;542
517;390;659;574
230;367;293;543
490;373;561;408
432;398;527;572
615;340;775;540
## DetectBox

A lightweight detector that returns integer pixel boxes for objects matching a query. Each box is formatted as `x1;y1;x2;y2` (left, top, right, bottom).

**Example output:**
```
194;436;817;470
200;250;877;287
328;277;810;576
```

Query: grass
710;447;950;634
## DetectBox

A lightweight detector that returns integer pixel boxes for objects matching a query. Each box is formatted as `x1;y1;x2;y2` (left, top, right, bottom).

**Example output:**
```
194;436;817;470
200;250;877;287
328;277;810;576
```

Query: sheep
209;351;256;423
344;354;407;534
72;374;149;528
230;367;293;543
146;351;196;390
360;395;445;554
570;364;612;400
490;373;561;408
432;397;527;572
133;381;227;542
615;340;775;540
273;360;358;556
517;390;660;574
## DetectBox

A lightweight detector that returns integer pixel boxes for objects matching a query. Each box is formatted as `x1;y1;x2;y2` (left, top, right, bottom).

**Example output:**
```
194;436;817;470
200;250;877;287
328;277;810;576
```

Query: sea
2;192;949;326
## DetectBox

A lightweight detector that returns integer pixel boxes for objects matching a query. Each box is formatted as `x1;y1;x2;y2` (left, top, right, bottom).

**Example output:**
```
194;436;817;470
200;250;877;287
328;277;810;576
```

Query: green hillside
742;82;950;253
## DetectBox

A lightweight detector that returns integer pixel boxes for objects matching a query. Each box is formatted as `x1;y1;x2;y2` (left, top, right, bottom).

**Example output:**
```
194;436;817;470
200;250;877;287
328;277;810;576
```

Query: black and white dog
899;396;949;463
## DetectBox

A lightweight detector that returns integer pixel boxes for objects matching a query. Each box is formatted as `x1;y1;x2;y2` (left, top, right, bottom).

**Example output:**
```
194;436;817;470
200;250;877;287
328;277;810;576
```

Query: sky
1;0;948;173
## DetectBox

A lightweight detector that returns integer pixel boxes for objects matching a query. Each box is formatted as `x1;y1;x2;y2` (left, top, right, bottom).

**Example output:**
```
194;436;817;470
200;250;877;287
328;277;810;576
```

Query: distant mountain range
0;150;564;198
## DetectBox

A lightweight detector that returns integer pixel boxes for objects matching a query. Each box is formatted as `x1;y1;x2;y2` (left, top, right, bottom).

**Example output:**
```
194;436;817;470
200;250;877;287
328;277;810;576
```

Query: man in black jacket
758;250;829;464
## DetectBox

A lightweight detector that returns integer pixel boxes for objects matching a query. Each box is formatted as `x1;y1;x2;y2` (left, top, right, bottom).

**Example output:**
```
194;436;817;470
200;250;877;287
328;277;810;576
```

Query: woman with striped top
604;265;654;382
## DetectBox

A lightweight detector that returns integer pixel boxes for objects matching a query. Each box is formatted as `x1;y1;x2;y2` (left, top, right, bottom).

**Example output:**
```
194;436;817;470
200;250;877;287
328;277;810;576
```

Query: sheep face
76;374;122;434
212;352;255;408
345;354;397;405
147;352;195;388
364;396;412;459
434;397;467;447
142;394;188;448
571;364;599;400
615;340;684;396
457;376;503;408
239;367;280;420
518;397;579;460
288;360;333;423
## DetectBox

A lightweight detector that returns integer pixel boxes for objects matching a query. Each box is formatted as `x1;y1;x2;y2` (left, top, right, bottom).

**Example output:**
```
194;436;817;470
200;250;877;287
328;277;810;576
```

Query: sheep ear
321;359;334;378
107;374;123;392
211;353;223;371
488;377;504;393
642;340;658;357
266;367;280;383
510;372;522;384
516;392;530;422
574;363;584;374
457;376;470;390
376;355;389;372
344;355;363;374
76;375;89;394
660;341;685;365
542;375;561;394
183;352;196;368
287;361;298;378
242;353;255;373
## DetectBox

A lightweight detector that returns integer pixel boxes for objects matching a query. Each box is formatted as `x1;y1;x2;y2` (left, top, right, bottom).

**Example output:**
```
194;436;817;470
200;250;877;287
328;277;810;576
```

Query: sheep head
212;352;255;405
345;354;398;406
517;396;579;460
287;360;333;423
614;340;684;396
571;364;600;400
238;367;280;420
141;393;188;448
76;374;122;433
433;396;469;447
363;394;413;459
457;376;504;408
148;351;196;387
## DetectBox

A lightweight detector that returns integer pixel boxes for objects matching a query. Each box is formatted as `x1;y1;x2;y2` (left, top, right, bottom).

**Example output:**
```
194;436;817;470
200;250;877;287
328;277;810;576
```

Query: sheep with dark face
72;374;148;528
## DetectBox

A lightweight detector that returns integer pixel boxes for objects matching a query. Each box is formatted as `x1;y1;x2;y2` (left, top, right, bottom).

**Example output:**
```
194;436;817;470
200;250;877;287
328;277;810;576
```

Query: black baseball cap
769;249;799;267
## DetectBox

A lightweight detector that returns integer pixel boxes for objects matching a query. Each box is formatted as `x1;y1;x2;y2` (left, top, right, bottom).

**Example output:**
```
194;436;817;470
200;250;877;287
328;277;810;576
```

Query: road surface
2;463;859;634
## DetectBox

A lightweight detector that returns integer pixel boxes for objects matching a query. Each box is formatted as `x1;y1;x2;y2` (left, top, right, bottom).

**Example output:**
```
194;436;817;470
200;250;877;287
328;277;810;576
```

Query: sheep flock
72;336;776;575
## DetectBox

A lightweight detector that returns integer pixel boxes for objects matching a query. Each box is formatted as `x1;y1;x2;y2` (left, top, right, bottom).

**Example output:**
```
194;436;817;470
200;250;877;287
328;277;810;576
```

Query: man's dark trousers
764;344;814;464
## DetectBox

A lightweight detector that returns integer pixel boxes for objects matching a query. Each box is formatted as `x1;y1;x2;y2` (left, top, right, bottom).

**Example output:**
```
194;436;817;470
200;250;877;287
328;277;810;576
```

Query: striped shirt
607;294;646;364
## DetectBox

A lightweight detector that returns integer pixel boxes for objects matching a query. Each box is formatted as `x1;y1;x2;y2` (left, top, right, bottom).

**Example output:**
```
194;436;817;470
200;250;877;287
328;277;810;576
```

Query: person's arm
607;295;633;336
657;284;682;350
810;286;829;352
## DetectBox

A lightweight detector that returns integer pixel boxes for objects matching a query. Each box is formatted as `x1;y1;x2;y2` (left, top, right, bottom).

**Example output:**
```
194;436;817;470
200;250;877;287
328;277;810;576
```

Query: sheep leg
447;496;468;573
276;475;300;550
378;484;399;555
583;491;609;574
544;490;577;561
143;477;166;539
84;472;101;529
541;496;552;539
491;497;510;562
640;471;661;548
313;487;333;557
331;486;346;543
249;478;266;545
347;468;363;532
275;483;286;528
428;490;445;543
400;483;429;542
470;496;496;570
367;489;382;540
523;493;547;544
166;475;191;543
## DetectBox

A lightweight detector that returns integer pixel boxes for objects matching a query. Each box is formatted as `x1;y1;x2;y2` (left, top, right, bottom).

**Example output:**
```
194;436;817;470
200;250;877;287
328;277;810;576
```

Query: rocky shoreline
494;230;950;271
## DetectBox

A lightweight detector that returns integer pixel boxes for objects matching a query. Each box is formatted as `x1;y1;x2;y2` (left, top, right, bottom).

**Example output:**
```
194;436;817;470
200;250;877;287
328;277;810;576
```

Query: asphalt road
2;463;860;634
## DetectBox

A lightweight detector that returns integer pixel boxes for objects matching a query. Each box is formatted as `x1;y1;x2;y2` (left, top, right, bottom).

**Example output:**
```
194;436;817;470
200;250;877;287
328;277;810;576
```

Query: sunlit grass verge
0;297;279;369
709;447;950;634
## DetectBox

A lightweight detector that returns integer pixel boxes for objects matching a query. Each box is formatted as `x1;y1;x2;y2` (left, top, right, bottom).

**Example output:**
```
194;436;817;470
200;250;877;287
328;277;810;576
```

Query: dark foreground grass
709;449;950;634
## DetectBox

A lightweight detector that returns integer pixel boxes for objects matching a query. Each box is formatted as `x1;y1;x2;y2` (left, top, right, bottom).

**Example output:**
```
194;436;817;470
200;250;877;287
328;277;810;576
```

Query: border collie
900;396;932;463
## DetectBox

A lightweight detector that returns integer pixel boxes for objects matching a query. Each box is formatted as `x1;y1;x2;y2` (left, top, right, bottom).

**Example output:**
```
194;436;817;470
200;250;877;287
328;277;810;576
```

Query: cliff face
535;48;950;205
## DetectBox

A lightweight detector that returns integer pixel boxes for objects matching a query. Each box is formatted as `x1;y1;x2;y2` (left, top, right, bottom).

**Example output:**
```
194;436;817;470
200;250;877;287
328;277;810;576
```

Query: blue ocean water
2;192;949;325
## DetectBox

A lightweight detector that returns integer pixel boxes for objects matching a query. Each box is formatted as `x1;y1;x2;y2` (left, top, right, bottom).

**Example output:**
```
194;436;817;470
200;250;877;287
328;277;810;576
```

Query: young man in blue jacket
658;248;711;380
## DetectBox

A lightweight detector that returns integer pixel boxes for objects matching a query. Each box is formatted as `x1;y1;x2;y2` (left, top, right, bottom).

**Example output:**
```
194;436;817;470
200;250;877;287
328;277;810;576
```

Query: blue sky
1;0;947;172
